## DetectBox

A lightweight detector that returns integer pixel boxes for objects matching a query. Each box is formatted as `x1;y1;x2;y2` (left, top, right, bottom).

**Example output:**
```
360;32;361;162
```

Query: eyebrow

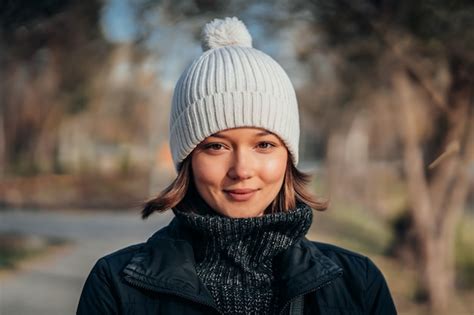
210;130;272;138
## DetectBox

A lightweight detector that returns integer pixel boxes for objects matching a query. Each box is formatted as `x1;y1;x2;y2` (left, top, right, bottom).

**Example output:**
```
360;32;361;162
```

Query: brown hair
141;156;328;219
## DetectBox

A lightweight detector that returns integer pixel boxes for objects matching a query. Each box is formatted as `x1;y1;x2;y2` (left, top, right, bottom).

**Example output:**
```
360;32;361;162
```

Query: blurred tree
0;0;109;175
290;0;474;312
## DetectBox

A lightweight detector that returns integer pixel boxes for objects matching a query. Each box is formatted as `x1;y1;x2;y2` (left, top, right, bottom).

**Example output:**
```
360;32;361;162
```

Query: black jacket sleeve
77;258;119;315
364;257;397;314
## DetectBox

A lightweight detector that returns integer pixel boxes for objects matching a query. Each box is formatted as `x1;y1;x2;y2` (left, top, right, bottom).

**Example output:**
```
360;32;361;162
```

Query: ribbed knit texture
169;18;300;170
174;204;313;315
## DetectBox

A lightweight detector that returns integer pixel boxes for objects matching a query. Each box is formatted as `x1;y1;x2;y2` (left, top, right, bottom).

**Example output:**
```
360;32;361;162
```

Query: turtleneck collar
173;203;313;265
173;203;313;315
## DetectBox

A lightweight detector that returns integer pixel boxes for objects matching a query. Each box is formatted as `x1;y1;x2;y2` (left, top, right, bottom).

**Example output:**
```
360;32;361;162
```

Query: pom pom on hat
201;17;252;51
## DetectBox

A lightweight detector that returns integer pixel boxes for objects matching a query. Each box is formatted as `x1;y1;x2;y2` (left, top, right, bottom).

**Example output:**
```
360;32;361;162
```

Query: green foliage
0;247;31;269
67;88;89;115
0;233;66;269
0;0;72;32
456;214;474;289
11;158;40;177
119;149;132;175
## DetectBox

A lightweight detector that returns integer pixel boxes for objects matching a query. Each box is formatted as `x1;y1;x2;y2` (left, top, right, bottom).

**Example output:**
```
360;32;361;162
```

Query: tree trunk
394;70;473;313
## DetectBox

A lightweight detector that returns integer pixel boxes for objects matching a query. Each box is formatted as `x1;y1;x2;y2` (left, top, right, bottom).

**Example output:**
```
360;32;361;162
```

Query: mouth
223;188;258;202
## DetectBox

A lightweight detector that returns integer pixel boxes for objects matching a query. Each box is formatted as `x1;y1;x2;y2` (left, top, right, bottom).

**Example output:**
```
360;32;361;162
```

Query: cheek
191;155;224;188
261;153;287;183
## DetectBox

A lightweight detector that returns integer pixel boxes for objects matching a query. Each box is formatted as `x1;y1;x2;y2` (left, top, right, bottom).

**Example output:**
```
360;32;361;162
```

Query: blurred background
0;0;473;314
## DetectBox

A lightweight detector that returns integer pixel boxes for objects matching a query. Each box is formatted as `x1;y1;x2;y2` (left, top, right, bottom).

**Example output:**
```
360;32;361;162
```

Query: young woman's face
191;127;288;218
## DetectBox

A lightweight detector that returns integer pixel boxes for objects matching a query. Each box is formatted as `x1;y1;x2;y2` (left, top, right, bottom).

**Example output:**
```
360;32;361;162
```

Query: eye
257;142;275;149
204;143;225;151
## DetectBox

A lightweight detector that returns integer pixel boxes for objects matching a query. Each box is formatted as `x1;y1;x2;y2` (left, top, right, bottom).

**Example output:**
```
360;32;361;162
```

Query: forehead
208;127;275;139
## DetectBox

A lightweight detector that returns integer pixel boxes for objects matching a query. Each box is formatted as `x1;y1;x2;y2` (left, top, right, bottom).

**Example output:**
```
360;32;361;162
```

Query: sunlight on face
191;127;288;218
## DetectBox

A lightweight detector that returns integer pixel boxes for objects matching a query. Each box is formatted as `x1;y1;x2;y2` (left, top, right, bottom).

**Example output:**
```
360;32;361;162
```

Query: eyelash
203;142;276;151
204;143;225;150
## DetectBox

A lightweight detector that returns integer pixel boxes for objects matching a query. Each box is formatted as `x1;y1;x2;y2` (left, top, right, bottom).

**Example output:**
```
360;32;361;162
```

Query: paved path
0;209;173;315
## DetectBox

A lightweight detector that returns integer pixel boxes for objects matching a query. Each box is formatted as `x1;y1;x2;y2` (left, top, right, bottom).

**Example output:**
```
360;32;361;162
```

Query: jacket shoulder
98;243;145;269
309;241;384;284
78;243;146;314
306;241;397;314
311;241;369;263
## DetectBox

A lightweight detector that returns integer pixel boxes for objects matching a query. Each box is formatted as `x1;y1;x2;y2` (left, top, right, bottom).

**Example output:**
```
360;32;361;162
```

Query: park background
0;0;473;314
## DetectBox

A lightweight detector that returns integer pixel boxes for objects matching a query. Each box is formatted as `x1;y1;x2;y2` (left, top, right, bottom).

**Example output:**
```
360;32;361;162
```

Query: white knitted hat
170;17;300;170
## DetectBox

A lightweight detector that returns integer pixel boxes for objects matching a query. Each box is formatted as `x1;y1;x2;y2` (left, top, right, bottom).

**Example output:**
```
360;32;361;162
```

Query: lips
223;188;258;202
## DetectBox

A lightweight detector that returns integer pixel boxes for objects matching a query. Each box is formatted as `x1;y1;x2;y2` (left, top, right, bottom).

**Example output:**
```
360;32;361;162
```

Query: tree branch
394;72;434;232
439;89;474;239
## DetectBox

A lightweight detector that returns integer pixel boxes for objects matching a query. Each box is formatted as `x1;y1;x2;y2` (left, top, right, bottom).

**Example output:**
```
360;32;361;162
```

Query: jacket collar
123;219;217;307
123;217;343;304
274;237;343;300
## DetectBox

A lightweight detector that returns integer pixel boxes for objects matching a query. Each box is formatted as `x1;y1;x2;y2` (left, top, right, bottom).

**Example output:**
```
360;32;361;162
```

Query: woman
77;17;397;314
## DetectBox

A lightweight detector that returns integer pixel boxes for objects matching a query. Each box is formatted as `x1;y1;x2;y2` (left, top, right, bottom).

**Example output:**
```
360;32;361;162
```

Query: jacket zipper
124;275;224;315
279;271;343;315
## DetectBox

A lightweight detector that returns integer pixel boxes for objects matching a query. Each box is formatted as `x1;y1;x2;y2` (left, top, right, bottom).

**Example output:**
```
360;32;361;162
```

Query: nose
227;150;254;180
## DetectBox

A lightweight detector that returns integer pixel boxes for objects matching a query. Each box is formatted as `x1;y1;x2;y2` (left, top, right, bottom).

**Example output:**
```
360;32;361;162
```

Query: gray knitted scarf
174;203;313;315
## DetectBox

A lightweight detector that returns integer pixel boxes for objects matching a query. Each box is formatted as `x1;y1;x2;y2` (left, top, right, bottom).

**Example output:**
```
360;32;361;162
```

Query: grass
456;214;474;290
309;201;393;255
0;233;67;270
